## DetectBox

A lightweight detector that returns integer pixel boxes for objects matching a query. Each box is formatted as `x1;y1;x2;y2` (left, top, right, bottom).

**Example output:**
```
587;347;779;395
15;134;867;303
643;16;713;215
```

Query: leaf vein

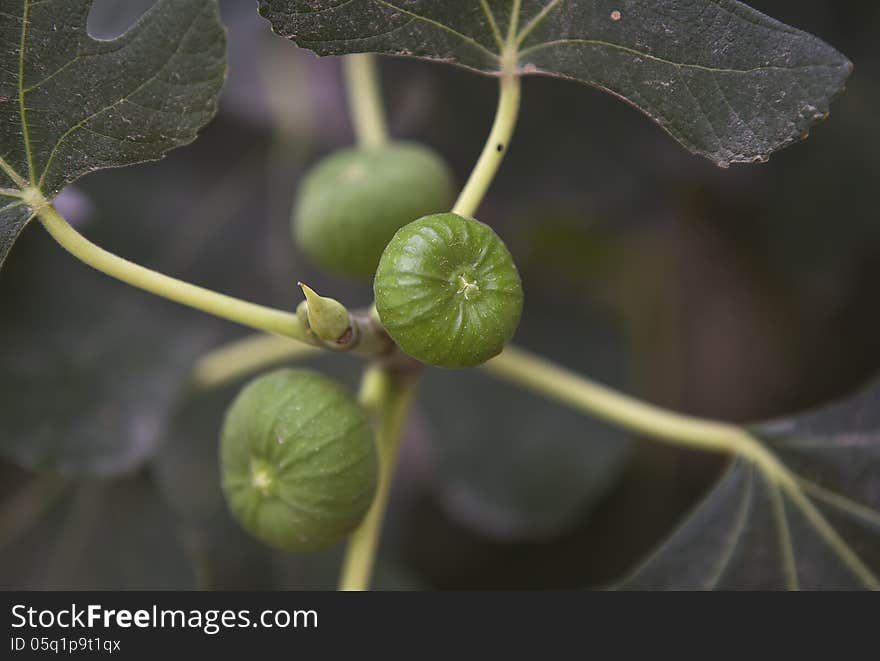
19;0;35;183
769;479;799;590
287;0;356;16
518;38;845;76
302;16;417;48
36;5;204;190
22;53;83;94
0;199;25;214
781;479;880;589
479;0;504;51
676;68;723;152
705;463;754;590
515;0;564;48
796;478;880;529
367;0;499;62
0;155;27;189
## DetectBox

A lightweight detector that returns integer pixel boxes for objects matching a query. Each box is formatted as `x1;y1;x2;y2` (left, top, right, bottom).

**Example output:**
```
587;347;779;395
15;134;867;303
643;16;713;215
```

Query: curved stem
187;335;785;467
482;345;763;459
191;334;321;389
32;197;313;342
344;54;389;148
452;67;521;218
339;367;417;591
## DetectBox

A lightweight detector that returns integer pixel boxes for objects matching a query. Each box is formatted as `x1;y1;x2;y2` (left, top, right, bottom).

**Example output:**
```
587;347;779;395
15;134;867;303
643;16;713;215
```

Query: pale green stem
28;192;313;343
452;68;521;218
0;155;28;189
344;54;389;148
191;334;322;389
482;345;783;474
484;348;880;589
336;44;524;591
188;334;779;464
339;367;417;591
189;336;878;590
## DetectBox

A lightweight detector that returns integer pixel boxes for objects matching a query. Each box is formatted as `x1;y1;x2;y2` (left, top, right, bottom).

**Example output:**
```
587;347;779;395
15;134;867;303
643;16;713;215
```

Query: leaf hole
87;0;156;40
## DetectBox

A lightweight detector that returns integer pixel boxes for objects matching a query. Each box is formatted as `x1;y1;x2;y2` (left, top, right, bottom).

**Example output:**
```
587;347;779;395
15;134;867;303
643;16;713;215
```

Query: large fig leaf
258;0;851;167
0;0;226;267
0;130;283;476
620;381;880;590
0;476;195;589
0;184;218;475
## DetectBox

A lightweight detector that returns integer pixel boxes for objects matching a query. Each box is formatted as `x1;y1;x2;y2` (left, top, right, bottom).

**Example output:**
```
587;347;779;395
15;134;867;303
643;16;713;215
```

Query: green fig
294;142;455;279
374;213;523;368
220;369;377;552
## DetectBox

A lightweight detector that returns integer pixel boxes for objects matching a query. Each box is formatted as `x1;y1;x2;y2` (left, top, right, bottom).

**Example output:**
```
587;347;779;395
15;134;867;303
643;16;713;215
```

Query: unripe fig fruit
220;369;377;552
374;213;523;368
294;142;455;279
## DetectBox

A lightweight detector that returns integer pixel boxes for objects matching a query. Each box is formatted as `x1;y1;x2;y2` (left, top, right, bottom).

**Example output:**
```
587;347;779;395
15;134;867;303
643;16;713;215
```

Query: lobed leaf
258;0;852;167
0;224;215;475
0;0;227;267
0;477;195;589
0;133;280;476
620;381;880;590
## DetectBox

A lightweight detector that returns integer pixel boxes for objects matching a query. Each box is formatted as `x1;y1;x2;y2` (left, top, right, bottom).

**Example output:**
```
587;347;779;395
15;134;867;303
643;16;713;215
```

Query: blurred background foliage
0;0;878;589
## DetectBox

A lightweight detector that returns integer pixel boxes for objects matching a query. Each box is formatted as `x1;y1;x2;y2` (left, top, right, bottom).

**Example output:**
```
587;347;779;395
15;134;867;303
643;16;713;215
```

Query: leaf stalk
452;67;521;218
344;54;389;148
339;367;418;591
27;190;392;360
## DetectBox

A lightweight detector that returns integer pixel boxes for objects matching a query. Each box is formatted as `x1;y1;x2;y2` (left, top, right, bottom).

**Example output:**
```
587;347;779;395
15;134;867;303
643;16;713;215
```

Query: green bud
299;283;351;342
296;300;310;328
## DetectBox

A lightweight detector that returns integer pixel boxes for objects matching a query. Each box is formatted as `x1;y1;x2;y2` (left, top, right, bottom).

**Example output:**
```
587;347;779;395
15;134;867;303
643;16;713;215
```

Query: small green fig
374;213;523;368
220;369;377;552
294;142;455;279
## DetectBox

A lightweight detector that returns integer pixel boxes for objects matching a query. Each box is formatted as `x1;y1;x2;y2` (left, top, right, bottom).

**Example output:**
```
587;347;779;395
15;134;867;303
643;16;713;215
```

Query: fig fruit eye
374;213;524;368
294;142;455;279
220;368;377;552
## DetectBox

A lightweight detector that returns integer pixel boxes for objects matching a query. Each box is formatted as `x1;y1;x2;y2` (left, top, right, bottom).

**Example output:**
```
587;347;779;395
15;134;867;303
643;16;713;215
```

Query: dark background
0;0;877;589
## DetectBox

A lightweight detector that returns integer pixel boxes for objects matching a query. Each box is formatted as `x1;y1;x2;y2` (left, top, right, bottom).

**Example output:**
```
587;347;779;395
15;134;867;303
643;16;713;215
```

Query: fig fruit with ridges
220;369;377;552
374;213;523;368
